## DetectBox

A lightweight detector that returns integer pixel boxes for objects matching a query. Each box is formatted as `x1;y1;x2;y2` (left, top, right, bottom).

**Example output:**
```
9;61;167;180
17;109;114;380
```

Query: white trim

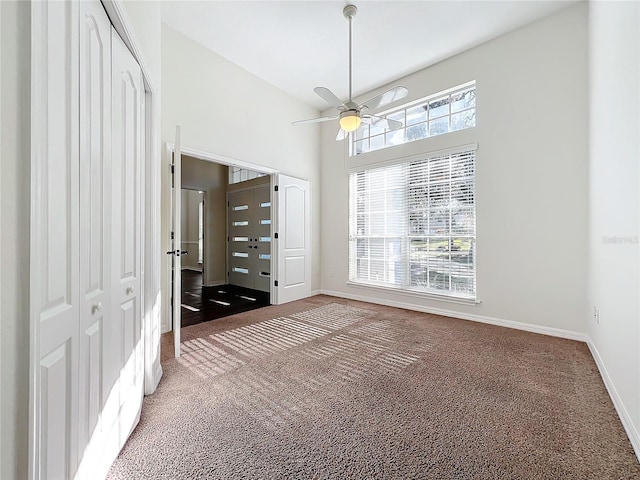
311;289;322;296
100;0;156;92
347;142;478;173
586;338;640;461
205;280;226;287
347;281;480;306
319;289;587;342
166;143;277;175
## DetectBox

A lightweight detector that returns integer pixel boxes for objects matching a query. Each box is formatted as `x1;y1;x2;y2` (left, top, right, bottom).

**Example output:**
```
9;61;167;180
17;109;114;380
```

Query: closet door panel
78;0;111;458
30;2;80;478
110;27;144;440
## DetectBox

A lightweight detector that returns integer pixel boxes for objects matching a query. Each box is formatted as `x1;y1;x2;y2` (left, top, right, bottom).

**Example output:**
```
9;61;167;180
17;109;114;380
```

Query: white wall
0;2;31;478
320;3;589;336
161;24;321;326
587;0;640;456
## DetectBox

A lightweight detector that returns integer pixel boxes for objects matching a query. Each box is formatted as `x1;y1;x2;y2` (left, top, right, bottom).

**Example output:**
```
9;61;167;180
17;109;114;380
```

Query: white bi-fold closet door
30;2;144;479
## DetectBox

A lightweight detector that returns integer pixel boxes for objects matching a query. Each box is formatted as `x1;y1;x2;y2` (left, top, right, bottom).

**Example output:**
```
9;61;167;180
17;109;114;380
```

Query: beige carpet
107;295;640;479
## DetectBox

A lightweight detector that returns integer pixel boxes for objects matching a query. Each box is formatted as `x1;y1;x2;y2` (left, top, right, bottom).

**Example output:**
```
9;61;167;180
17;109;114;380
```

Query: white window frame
348;144;478;303
353;81;476;156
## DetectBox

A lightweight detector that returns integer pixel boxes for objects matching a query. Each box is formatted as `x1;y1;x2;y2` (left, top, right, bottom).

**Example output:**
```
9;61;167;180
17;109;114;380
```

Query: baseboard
181;266;202;272
204;280;225;287
318;289;587;342
311;289;322;296
586;338;640;461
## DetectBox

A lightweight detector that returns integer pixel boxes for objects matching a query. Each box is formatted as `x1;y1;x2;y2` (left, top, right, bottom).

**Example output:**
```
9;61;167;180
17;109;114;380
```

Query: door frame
29;1;161;476
163;143;278;333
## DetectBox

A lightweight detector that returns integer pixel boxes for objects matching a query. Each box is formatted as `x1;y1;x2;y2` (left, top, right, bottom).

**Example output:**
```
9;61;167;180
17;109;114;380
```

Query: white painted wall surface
320;4;589;336
161;25;321;325
1;2;31;478
587;0;640;455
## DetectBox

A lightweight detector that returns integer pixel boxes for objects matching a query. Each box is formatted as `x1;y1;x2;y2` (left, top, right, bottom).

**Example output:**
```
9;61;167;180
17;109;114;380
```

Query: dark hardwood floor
179;270;270;327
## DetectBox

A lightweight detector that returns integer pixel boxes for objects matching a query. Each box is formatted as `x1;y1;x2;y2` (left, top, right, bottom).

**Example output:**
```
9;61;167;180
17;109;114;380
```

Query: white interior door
30;3;81;477
31;3;146;478
109;25;144;445
275;174;311;304
171;126;182;357
77;1;111;475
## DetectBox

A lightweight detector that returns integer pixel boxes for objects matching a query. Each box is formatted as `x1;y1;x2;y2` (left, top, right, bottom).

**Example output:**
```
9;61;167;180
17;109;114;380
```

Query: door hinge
274;280;279;287
274;232;278;239
274;185;279;192
171;231;175;240
227;201;230;207
227;236;230;242
170;164;174;174
227;271;230;277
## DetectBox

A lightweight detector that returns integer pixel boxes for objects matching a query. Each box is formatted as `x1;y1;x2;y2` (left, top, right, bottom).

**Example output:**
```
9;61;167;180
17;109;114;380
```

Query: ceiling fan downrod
343;4;357;103
290;2;408;140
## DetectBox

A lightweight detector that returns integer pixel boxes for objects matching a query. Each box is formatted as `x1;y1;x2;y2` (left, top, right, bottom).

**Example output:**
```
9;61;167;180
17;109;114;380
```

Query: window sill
346;281;481;306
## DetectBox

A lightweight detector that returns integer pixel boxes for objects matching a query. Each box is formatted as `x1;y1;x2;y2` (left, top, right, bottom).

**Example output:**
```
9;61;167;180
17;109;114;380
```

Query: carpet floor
107;295;640;479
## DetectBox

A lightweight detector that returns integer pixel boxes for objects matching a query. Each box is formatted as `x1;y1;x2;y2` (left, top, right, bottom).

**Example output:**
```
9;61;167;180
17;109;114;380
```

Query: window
348;147;476;300
353;82;476;156
228;166;267;185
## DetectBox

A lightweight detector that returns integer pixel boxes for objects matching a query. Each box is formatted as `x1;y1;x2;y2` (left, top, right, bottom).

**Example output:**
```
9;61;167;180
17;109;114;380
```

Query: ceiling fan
292;4;409;141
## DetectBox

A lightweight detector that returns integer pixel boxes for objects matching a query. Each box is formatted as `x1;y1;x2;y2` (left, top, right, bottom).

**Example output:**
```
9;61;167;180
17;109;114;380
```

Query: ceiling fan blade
292;115;339;126
364;115;404;131
314;87;347;109
336;129;349;141
359;86;409;111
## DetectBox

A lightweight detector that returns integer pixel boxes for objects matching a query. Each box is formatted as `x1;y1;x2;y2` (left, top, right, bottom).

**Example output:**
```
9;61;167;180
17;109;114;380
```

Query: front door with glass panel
227;185;271;292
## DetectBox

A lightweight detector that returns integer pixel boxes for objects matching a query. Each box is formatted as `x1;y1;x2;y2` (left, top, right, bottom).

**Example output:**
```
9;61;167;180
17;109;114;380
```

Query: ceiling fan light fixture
339;110;361;132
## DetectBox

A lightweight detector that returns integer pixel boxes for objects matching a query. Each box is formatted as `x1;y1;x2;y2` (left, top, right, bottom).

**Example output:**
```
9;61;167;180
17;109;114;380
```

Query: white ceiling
162;1;577;110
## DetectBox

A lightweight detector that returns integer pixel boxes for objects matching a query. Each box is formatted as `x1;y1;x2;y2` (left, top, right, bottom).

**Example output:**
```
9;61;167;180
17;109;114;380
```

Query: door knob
126;286;134;295
92;302;102;314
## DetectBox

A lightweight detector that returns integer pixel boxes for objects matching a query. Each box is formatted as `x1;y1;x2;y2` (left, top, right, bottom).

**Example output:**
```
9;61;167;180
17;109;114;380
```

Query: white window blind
348;149;476;299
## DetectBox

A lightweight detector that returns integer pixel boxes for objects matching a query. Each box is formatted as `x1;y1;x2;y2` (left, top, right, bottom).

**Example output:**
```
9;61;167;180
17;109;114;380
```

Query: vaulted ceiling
162;1;577;110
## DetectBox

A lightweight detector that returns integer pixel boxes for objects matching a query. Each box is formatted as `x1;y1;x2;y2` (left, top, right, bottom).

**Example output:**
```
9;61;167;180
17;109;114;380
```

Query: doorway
175;155;272;328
